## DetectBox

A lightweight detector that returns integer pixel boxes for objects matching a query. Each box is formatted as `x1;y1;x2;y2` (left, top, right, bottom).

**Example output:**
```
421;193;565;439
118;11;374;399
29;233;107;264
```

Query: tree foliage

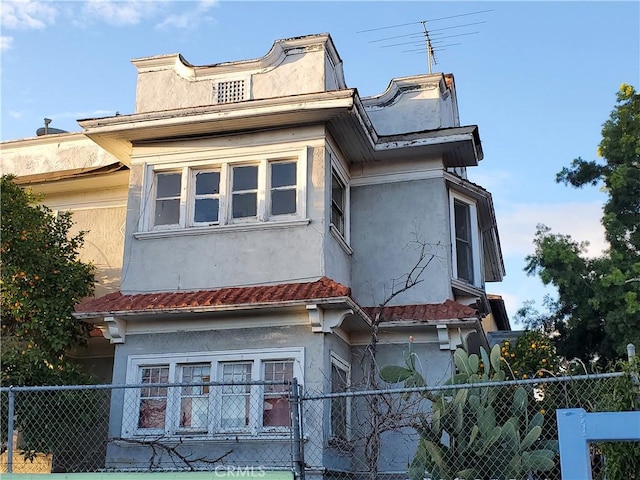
1;175;95;385
499;331;559;380
524;84;640;363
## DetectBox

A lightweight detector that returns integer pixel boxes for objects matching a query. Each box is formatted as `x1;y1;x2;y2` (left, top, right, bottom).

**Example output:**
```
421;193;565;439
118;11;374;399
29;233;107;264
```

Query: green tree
524;84;640;364
1;175;95;385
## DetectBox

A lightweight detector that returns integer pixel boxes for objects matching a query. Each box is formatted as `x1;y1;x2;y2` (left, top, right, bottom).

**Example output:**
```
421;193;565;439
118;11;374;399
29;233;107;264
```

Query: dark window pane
331;365;348;438
194;198;219;223
233;166;258;191
332;175;344;208
454;201;471;241
233;193;257;218
157;173;181;197
155;199;180;225
196;172;220;195
456;239;474;283
271;190;296;215
271;163;296;188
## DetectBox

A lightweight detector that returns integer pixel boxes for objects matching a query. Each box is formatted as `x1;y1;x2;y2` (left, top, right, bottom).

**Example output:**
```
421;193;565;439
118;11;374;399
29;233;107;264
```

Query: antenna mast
359;9;492;74
421;21;435;74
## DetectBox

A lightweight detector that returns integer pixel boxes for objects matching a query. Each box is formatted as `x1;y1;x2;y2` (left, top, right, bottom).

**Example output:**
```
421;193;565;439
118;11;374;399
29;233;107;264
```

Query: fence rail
1;371;637;479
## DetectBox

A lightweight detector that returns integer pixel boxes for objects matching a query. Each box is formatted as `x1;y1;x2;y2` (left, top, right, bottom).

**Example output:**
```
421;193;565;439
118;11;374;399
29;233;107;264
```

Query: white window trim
139;148;308;234
329;152;350;248
329;352;351;442
123;347;304;439
449;190;482;288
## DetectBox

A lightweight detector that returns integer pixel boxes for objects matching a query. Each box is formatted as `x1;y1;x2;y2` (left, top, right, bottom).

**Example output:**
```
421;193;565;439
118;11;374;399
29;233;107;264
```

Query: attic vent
216;80;245;103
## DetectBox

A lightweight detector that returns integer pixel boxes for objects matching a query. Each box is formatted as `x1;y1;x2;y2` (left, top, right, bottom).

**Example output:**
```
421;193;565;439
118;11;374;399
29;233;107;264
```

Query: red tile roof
364;299;478;322
75;277;351;315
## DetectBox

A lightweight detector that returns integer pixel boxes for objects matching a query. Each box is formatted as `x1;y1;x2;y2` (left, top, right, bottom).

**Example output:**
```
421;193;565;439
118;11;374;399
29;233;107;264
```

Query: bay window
124;348;303;438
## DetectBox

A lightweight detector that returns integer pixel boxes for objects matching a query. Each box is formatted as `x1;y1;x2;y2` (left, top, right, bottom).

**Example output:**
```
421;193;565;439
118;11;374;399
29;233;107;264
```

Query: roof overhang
78;89;483;168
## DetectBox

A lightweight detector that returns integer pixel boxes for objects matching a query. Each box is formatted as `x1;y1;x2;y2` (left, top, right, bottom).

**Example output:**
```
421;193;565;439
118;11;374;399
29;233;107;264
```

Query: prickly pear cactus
380;343;557;480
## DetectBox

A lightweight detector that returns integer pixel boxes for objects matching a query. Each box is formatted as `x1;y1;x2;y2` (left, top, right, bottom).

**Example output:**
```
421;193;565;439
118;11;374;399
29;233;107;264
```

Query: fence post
628;343;639;410
291;378;305;480
7;387;15;474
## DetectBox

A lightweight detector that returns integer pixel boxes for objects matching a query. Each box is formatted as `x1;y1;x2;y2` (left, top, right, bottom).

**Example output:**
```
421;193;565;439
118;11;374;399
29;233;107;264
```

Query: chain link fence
1;380;299;474
302;371;640;480
1;372;638;478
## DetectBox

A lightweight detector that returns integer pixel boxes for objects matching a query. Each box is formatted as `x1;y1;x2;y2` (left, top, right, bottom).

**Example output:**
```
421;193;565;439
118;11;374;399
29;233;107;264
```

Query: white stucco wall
133;37;344;114
363;75;459;135
0;133;119;177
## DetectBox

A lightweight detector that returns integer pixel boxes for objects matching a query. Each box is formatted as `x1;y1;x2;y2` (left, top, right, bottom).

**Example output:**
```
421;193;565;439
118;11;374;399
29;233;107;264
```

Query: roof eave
73;295;362;322
77;90;357;166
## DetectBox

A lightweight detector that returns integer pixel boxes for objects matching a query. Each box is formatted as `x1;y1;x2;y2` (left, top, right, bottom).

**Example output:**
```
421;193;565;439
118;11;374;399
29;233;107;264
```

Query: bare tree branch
110;437;233;471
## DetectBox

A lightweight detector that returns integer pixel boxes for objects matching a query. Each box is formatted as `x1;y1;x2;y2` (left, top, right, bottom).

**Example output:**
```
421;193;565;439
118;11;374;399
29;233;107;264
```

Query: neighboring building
0;133;128;381
2;33;508;475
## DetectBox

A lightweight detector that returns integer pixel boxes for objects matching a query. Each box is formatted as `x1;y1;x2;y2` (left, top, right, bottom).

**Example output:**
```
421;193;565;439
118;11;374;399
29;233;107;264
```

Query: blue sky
1;1;639;323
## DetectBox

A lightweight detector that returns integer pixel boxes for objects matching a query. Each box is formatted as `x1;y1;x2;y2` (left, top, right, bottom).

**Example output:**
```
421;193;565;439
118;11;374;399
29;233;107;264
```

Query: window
329;354;350;441
179;365;210;431
124;348;303;438
231;166;258;219
263;361;293;427
454;200;474;284
220;362;252;429
138;366;169;430
193;171;220;224
450;192;481;287
154;173;181;226
331;171;346;235
270;162;297;216
143;150;307;233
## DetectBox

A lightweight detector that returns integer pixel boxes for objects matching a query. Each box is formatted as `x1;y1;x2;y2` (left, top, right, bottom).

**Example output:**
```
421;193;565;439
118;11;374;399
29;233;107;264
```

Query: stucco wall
345;341;454;474
134;42;337;113
350;178;452;307
252;47;328;99
363;76;459;135
0;134;119;177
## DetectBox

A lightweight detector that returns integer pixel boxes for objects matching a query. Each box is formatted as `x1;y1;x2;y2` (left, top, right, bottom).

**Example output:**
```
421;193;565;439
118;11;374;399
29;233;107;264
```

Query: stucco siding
350;178;452;307
252;48;327;99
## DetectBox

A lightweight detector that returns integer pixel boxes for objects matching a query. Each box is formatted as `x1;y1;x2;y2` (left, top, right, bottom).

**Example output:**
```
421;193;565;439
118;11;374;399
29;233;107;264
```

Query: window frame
328;153;350;248
191;168;222;226
329;352;351;442
123;348;304;438
449;190;482;288
140;148;308;233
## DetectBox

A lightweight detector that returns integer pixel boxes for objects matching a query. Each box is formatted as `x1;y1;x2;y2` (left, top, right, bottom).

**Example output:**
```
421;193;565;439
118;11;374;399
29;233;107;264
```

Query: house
1;33;508;476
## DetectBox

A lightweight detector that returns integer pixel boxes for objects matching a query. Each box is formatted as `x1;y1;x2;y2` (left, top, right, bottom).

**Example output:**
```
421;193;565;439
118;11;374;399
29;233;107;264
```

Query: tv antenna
358;10;492;74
